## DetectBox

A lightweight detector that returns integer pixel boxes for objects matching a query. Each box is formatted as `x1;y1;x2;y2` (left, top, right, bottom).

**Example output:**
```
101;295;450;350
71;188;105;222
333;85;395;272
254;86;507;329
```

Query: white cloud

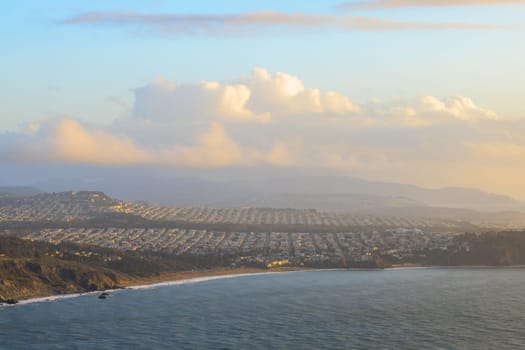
131;68;359;125
2;67;522;197
2;118;150;165
160;122;243;168
133;77;269;124
243;68;360;116
364;95;503;128
415;95;501;121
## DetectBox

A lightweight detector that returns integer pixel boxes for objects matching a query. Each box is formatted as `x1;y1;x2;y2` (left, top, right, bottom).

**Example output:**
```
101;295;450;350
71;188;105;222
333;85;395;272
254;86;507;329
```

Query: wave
128;271;290;291
12;286;131;306
4;270;304;307
15;292;95;306
6;267;462;307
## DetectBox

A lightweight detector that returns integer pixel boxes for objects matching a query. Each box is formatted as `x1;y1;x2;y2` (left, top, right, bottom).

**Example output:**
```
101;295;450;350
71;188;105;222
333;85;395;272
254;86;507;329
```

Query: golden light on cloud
169;122;244;168
1;68;522;198
50;119;151;165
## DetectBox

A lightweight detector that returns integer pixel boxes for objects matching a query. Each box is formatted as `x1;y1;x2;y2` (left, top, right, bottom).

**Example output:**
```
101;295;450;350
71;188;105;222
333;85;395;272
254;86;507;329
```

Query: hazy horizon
3;3;525;348
2;1;525;199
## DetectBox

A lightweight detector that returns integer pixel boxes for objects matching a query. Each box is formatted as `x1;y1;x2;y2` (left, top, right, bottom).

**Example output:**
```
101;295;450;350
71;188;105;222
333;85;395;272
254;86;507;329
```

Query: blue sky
2;0;524;130
1;0;525;197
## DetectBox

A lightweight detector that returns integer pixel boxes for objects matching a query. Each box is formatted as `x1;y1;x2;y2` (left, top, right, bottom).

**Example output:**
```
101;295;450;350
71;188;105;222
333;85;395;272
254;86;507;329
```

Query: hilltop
1;189;525;230
2;190;525;302
0;186;43;197
0;236;231;302
1;166;522;212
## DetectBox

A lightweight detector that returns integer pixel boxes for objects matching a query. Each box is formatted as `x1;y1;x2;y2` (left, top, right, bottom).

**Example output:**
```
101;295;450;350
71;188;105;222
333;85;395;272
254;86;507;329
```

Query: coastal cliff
3;230;525;302
0;258;121;301
0;236;198;302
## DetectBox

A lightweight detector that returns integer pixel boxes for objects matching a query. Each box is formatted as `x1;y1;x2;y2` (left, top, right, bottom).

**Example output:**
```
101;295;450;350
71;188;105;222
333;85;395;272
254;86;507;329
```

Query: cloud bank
339;0;525;10
61;11;493;34
2;67;523;196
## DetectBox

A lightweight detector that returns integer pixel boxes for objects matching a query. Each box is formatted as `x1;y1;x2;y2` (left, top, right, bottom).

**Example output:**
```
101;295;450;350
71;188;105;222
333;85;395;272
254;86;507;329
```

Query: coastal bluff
0;258;122;302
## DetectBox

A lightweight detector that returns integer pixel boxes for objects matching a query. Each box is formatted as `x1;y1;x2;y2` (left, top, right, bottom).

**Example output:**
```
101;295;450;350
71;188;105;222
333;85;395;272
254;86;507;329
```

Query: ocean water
1;268;525;349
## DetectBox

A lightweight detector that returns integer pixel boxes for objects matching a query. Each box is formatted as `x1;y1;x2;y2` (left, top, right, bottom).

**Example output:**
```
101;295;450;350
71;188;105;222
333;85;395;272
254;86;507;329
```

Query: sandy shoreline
7;267;310;306
122;267;273;288
6;265;525;306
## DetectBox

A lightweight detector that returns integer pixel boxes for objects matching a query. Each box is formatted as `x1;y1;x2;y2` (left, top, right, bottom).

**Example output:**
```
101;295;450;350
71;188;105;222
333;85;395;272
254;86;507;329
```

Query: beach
5;266;310;306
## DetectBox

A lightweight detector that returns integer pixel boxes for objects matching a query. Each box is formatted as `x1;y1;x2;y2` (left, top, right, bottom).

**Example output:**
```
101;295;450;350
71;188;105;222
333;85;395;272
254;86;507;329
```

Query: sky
1;0;525;198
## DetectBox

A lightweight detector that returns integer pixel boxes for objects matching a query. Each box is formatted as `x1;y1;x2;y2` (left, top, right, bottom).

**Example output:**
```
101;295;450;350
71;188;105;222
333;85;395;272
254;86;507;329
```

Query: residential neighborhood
0;191;484;230
21;226;458;267
0;191;482;266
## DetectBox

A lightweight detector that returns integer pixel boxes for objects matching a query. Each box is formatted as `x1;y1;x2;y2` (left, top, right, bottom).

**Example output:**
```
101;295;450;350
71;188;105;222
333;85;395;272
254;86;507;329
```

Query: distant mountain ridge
227;176;520;211
31;175;523;212
0;186;43;197
0;165;520;212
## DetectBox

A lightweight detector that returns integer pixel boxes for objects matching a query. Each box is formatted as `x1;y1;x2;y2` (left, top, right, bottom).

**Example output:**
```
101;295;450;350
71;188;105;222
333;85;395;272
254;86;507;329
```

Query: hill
33;172;523;212
0;236;227;303
0;165;519;211
0;186;43;197
415;231;525;266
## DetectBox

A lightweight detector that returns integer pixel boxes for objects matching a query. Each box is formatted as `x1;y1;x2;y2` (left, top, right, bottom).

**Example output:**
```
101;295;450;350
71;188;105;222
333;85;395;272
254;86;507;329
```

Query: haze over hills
0;165;522;213
224;176;522;212
0;186;43;197
2;188;525;302
3;188;525;303
3;6;525;348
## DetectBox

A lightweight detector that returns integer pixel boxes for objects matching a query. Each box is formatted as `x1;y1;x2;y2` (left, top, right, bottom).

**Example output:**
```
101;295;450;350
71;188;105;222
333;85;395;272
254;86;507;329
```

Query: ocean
1;268;525;349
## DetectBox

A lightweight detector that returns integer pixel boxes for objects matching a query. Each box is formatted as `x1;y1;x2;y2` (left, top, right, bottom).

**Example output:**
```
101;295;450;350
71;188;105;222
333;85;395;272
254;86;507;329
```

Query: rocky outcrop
0;258;122;301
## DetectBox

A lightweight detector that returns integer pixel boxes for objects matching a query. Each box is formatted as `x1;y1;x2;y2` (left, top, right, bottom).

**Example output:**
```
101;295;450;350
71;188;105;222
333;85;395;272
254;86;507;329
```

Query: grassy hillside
405;231;525;266
0;236;226;302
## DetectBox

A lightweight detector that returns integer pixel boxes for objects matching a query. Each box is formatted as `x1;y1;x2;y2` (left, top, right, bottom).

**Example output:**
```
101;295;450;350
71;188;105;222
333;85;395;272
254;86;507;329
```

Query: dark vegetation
0;236;233;302
2;229;525;303
412;231;525;266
